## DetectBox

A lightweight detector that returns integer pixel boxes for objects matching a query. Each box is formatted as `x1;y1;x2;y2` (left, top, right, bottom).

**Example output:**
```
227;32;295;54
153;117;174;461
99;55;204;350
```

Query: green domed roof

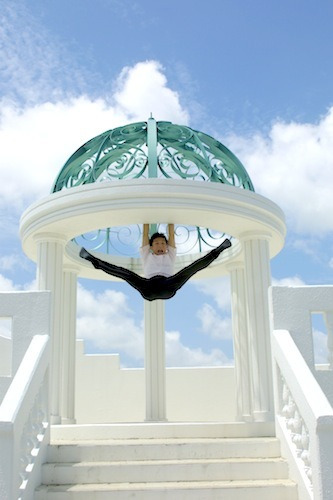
52;119;254;193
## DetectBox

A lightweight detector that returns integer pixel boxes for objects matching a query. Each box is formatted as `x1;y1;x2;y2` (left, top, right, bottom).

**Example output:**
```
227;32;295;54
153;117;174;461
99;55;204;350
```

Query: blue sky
0;0;333;367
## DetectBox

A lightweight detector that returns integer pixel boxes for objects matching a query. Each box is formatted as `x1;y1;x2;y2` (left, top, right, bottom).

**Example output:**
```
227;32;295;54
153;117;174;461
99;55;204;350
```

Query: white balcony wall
75;340;236;423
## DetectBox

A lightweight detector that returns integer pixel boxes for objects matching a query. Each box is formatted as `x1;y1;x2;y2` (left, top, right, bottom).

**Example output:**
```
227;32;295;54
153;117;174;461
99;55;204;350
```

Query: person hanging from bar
80;224;231;301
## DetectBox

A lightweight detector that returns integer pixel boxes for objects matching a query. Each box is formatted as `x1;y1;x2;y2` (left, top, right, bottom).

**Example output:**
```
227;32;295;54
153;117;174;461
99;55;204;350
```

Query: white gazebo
19;117;286;425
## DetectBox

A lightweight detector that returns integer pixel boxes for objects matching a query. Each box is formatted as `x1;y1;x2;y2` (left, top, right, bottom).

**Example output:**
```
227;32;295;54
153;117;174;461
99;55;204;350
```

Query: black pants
80;239;231;301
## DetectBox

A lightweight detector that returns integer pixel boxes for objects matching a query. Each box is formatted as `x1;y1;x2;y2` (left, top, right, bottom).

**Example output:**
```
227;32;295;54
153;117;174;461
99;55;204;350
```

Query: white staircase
35;423;298;500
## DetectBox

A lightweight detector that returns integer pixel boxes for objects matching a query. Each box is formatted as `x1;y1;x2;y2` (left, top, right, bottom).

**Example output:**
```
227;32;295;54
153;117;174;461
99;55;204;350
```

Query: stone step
35;479;298;500
42;457;289;484
51;421;275;441
48;437;281;462
40;425;298;499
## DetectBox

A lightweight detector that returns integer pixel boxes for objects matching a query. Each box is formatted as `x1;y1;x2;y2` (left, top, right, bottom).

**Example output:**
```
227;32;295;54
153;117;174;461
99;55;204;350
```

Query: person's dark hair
149;232;168;246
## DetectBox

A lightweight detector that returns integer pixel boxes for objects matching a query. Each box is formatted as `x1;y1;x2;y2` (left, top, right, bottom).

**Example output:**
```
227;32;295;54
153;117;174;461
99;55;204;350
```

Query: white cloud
0;273;18;291
165;330;232;367
0;97;123;210
196;303;232;340
191;277;233;342
313;329;329;365
290;238;322;260
22;279;38;291
0;255;21;272
0;5;189;214
272;276;306;287
0;61;189;213
76;283;232;367
0;0;91;105
113;61;189;124
0;319;11;339
192;276;231;311
76;284;144;361
226;108;333;235
0;273;37;292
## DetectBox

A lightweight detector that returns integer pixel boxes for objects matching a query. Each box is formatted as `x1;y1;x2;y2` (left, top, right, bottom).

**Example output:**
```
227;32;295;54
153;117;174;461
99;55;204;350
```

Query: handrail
272;329;333;500
0;334;50;500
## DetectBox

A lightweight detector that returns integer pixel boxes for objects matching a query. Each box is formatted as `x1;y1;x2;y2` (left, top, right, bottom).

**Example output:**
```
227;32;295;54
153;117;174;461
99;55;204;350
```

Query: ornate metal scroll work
73;224;228;256
52;122;148;191
52;121;254;192
156;122;254;189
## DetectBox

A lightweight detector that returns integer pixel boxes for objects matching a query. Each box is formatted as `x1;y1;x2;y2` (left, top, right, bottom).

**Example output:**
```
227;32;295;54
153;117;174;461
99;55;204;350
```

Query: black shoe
80;247;102;270
79;247;90;259
214;239;232;255
221;238;232;250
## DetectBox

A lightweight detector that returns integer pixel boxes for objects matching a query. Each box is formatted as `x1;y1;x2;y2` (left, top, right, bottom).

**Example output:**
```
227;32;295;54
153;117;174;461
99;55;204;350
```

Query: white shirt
140;245;176;278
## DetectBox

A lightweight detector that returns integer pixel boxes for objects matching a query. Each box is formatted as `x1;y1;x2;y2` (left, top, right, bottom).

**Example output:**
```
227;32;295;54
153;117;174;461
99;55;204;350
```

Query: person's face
151;237;167;255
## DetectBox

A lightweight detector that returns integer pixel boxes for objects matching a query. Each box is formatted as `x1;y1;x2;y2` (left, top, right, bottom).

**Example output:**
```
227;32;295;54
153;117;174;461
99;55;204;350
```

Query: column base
50;414;61;425
61;417;77;425
144;418;169;423
236;414;254;422
252;410;274;422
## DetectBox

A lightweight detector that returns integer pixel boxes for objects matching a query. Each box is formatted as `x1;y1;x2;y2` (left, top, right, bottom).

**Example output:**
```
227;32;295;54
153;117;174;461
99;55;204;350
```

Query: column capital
239;230;272;243
63;264;80;274
226;260;245;272
33;232;67;245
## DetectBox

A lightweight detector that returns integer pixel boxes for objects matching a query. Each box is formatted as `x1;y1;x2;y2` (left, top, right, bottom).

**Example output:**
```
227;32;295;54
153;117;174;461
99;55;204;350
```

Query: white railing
0;334;50;500
270;285;333;500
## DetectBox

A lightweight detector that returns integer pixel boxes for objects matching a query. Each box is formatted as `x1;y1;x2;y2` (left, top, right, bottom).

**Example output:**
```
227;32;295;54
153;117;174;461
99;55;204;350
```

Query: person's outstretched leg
80;247;147;293
165;238;232;292
80;239;231;301
80;248;175;301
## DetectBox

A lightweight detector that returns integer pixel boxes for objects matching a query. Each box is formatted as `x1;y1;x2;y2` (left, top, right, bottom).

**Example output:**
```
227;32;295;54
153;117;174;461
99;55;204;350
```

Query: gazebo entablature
21;178;285;278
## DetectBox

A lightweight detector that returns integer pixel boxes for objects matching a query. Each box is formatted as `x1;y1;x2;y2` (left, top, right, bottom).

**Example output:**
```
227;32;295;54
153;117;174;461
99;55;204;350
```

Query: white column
144;300;167;421
35;233;66;424
241;232;274;422
61;265;79;424
227;261;252;421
